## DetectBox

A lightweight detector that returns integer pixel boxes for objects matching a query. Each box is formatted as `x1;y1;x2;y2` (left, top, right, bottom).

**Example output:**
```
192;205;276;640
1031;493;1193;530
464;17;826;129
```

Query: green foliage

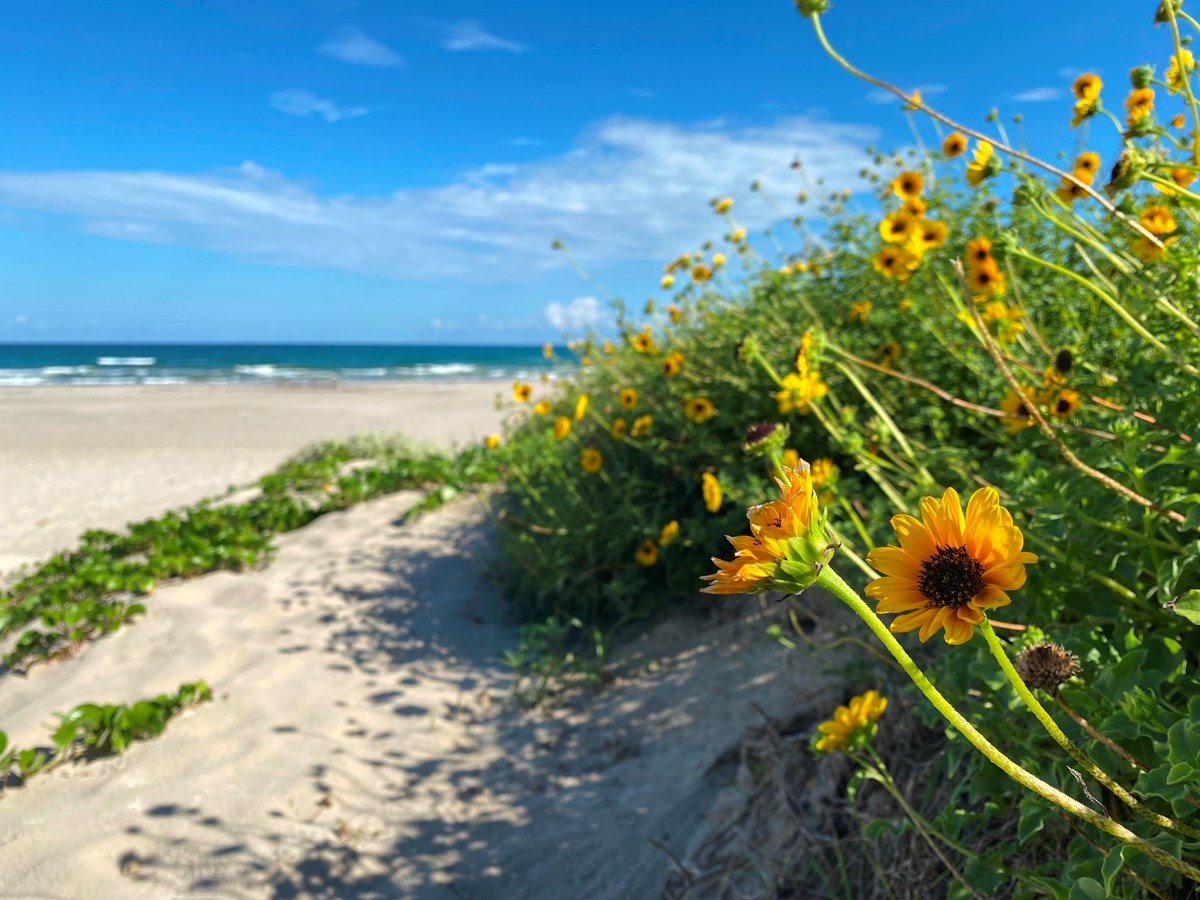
0;681;212;789
502;614;606;708
0;441;498;671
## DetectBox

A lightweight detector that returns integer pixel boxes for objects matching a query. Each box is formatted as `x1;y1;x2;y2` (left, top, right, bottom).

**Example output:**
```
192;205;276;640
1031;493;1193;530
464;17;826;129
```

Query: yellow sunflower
635;539;659;567
659;520;680;547
684;396;716;424
1167;49;1195;93
660;274;675;290
713;197;733;213
999;385;1037;434
910;219;948;251
878;208;918;244
632;328;656;354
966;140;996;187
969;262;1007;298
849;300;872;324
1054;180;1087;204
619;387;638;410
1073;152;1101;183
873;246;920;282
611;417;627;438
631;414;653;437
1140;204;1178;235
512;382;533;403
810;457;836;487
574;394;589;420
580;448;603;473
891;170;924;200
942;132;968;158
1050;388;1082;419
775;367;828;415
964;237;994;270
701;471;723;513
484;434;501;450
1073;73;1102;101
865;487;1038;645
814;691;888;754
533;400;551;415
692;264;713;283
1125;88;1155;127
662;351;684;377
878;340;901;369
553;416;572;440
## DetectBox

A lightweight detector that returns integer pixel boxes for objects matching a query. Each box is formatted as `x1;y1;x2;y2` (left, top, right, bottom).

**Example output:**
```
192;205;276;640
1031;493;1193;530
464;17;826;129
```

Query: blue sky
0;1;1170;343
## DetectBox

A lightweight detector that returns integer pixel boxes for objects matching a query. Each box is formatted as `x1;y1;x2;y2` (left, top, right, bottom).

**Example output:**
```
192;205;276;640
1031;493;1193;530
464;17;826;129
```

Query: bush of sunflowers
490;2;1200;895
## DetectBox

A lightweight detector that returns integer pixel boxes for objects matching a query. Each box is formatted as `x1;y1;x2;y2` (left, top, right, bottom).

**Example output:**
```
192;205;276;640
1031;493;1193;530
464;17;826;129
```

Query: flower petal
866;545;924;579
890;607;935;635
984;560;1028;591
943;613;976;645
874;591;930;614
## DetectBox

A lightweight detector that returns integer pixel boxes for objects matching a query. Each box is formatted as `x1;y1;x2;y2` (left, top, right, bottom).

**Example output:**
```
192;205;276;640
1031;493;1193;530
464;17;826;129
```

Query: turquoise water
0;344;568;386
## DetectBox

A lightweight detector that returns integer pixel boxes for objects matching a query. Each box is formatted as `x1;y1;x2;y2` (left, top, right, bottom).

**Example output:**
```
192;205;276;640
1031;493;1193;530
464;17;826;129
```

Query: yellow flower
878;340;901;369
684;396;716;424
849;300;872;324
574;394;589;420
632;327;656;354
619;387;638;410
668;304;684;324
999;385;1037;435
534;400;551;415
702;472;723;514
910;219;948;251
1140;204;1178;235
701;464;827;595
580;448;603;473
712;252;726;268
865;487;1038;645
631;414;653;437
659;520;680;547
1054;179;1087;204
775;366;828;416
553;416;572;440
873;246;920;282
782;448;800;469
942;132;967;158
1073;152;1101;184
810;457;836;487
484;434;501;450
1131;235;1178;262
969;261;1006;298
662;351;684;376
581;356;593;367
691;264;712;283
878;208;918;244
1050;388;1082;419
1167;49;1195;93
635;539;659;567
964;237;994;271
730;227;747;243
814;691;888;754
611;417;627;438
661;274;676;290
512;382;533;403
1073;73;1102;101
1173;113;1187;129
966;140;995;187
898;297;913;313
891;170;924;200
1171;166;1196;188
1125;88;1155;126
714;197;733;213
902;89;922;111
603;340;615;354
902;196;927;219
542;343;553;359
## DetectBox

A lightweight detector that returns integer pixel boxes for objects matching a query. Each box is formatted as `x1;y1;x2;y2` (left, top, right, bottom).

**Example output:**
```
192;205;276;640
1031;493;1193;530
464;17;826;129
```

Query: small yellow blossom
1167;49;1195;93
632;327;656;354
730;227;747;243
580;448;603;473
712;252;726;267
942;132;967;158
966;140;996;187
684;397;716;424
661;274;675;290
611;417;627;438
668;304;684;324
603;340;615;354
691;264;712;283
910;219;948;251
879;208;918;244
1073;73;1102;101
1125;88;1155;126
1140;204;1178;235
631;414;653;437
574;394;589;420
849;300;872;324
534;400;551;415
810;457;836;487
814;691;887;754
619;387;638;410
969;262;1007;298
484;434;501;450
662;351;684;377
782;448;800;469
542;343;553;359
701;472;722;513
898;297;913;313
554;416;572;440
513;382;533;403
1000;385;1037;434
873;246;920;282
635;539;659;567
878;340;901;368
775;368;828;415
659;520;680;547
891;170;924;200
713;197;733;213
1050;388;1082;419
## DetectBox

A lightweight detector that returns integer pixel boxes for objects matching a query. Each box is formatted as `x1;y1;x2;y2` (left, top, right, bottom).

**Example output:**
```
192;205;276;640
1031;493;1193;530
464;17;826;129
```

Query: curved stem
980;619;1200;842
814;565;1200;883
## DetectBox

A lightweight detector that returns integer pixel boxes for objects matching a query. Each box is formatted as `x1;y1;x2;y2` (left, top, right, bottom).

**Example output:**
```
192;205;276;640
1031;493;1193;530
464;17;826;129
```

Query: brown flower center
918;546;985;608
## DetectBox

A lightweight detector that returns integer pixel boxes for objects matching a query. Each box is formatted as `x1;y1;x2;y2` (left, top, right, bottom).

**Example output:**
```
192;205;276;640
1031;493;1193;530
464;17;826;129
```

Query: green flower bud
794;0;831;15
1130;65;1154;89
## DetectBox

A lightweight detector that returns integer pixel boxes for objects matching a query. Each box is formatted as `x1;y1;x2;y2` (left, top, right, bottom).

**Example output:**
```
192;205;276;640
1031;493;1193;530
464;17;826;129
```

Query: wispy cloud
1012;87;1062;102
269;89;369;123
865;84;947;105
0;116;874;282
442;21;527;54
318;27;404;68
507;136;542;147
545;296;601;333
626;88;655;99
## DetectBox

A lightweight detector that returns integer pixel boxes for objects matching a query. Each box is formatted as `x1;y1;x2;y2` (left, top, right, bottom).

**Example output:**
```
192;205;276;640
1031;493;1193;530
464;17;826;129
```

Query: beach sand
0;383;844;898
0;383;506;571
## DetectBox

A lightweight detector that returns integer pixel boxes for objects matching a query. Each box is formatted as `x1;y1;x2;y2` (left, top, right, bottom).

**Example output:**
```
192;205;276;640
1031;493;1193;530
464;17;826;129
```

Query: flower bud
1130;65;1154;89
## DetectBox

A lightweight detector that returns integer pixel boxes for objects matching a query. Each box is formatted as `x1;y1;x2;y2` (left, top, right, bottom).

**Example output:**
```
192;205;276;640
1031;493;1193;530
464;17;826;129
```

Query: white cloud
318;27;404;68
1012;87;1062;102
865;84;947;105
442;21;527;54
627;88;655;99
0;116;874;282
508;136;542;147
545;296;601;333
269;89;369;123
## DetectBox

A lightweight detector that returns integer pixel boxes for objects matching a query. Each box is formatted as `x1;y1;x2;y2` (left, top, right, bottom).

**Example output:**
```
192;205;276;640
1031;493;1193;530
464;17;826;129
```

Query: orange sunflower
865;487;1037;645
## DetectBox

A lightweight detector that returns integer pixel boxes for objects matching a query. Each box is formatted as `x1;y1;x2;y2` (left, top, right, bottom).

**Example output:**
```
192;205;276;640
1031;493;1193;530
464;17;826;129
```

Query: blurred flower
713;197;733;213
484;434;501;450
898;297;913;313
662;351;685;377
1072;73;1102;101
1000;385;1037;434
1131;235;1177;261
966;140;997;187
814;691;887;754
902;196;927;219
1125;88;1155;127
965;237;994;270
659;520;680;547
969;262;1007;298
661;274;676;290
775;360;828;415
942;132;968;158
782;448;800;469
731;227;747;243
712;252;726;268
553;416;572;440
1172;113;1187;129
513;382;533;403
702;472;723;514
542;343;553;359
891;170;924;200
631;414;653;437
574;394;589;420
1140;204;1178;235
1054;179;1087;204
684;396;717;424
632;327;656;354
701;463;830;594
911;219;948;251
1049;388;1082;419
611;417;627;438
878;340;901;368
534;400;551;415
580;448;603;473
692;264;712;283
1073;152;1101;183
619;387;638;410
849;300;872;324
866;487;1038;645
810;457;836;487
873;246;920;281
635;539;659;567
1166;49;1195;92
668;304;684;324
879;208;918;244
603;340;615;354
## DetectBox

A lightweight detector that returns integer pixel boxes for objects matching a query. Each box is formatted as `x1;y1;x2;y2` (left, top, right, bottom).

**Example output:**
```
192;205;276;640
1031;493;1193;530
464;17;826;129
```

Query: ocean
0;344;567;387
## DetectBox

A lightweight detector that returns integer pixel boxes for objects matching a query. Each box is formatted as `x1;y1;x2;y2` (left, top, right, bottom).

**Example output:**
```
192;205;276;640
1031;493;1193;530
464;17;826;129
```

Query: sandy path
0;383;505;571
0;494;843;898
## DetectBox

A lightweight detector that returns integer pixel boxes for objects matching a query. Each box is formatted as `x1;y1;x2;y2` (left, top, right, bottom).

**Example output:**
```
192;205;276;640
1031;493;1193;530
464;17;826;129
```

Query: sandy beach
0;383;506;571
0;382;842;898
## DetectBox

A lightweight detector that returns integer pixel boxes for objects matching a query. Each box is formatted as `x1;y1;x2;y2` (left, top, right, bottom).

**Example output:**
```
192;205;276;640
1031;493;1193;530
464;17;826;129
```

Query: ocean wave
41;365;93;376
0;374;46;386
96;356;156;366
337;367;389;378
403;363;478;376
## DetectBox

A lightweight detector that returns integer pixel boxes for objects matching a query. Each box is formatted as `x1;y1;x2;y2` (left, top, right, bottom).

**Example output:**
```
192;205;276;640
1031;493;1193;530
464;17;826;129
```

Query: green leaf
1101;842;1133;894
1165;589;1200;625
1069;877;1108;900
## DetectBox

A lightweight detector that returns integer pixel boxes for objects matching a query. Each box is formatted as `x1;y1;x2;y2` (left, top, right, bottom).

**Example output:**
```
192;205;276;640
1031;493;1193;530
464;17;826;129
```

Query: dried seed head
1015;641;1081;693
1054;349;1074;373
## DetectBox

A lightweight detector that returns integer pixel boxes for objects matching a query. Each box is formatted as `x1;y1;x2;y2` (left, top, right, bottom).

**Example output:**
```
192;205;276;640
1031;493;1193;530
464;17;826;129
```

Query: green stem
814;565;1200;883
979;619;1200;842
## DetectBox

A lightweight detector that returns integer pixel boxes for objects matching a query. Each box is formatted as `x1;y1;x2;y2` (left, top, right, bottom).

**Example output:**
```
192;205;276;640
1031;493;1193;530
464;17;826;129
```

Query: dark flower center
1055;398;1072;415
918;546;985;608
